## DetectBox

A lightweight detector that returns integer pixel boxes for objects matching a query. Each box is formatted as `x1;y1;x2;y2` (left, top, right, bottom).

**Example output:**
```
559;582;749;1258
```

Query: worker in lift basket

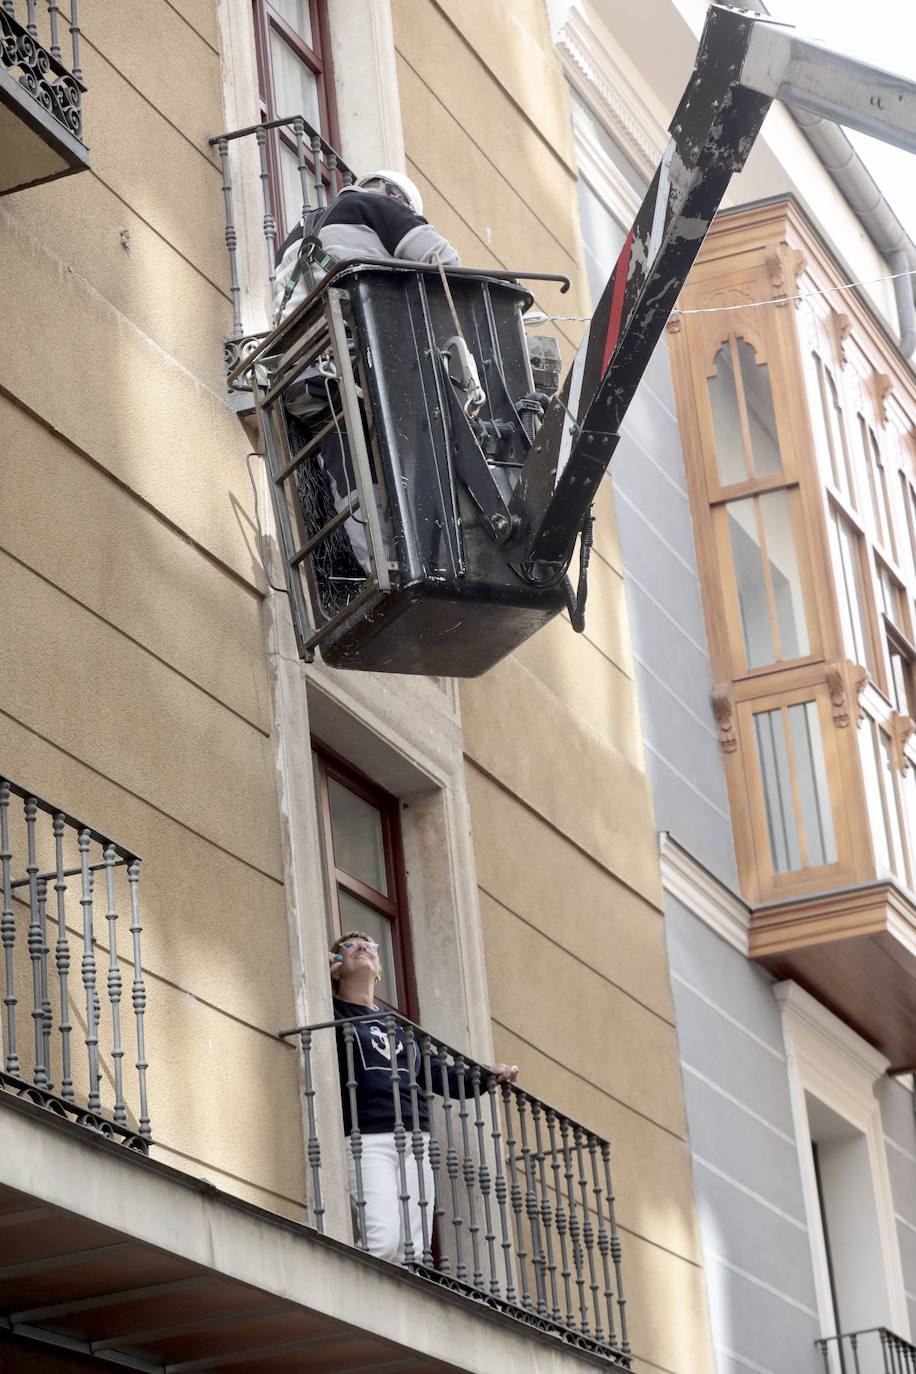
273;171;460;576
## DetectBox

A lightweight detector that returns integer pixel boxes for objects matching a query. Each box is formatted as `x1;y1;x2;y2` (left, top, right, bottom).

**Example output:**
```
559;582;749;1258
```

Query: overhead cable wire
524;265;916;327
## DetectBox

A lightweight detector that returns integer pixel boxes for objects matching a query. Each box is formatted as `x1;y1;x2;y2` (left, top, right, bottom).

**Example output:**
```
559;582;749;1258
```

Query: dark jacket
274;186;460;321
333;998;479;1135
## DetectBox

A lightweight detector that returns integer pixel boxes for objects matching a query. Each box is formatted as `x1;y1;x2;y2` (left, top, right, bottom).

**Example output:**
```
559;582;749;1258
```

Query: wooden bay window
668;199;916;910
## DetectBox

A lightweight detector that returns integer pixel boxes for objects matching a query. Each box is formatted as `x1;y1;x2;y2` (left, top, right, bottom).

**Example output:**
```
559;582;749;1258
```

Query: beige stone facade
0;2;714;1371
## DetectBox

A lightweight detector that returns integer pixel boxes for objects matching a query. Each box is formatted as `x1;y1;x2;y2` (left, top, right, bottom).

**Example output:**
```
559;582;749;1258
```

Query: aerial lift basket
242;261;570;676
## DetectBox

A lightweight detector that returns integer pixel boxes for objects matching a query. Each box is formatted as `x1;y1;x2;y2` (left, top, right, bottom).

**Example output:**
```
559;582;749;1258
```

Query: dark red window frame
313;743;417;1020
252;0;340;243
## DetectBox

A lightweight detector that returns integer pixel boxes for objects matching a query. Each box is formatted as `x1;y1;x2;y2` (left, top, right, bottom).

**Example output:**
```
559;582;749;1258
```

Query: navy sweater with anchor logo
333;999;473;1135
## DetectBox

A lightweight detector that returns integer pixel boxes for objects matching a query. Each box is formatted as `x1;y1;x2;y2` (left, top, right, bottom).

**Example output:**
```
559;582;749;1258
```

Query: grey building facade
550;3;916;1372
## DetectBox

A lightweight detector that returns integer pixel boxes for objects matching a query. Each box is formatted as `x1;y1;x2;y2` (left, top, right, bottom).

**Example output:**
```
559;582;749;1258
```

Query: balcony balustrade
0;773;150;1150
209;114;356;372
280;1010;631;1367
0;1;88;194
817;1327;916;1374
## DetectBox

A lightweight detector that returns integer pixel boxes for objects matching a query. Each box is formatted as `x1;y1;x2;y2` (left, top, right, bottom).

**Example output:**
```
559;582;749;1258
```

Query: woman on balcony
329;931;517;1266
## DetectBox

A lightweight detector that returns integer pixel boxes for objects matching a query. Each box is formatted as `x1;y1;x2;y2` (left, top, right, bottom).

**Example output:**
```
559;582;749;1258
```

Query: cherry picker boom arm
515;3;916;578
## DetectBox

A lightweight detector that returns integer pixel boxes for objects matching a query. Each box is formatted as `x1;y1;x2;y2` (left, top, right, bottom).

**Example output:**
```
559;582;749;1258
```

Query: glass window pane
878;565;905;632
736;340;782;477
901;473;916;584
874;434;898;563
272;0;313;45
328;778;389;896
859;719;891;875
754;708;801;873
709;342;749;486
787;702;837;867
337;892;398;1007
828;506;873;671
270;29;320;128
825;371;853;503
727;498;775;667
880;732;907;881
808;354;836;486
858;416;886;545
759;490;810;659
279;141;306;235
906;770;916;889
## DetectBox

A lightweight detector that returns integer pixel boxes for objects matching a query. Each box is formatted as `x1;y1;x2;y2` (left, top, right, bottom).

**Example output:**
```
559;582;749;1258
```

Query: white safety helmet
354;169;423;217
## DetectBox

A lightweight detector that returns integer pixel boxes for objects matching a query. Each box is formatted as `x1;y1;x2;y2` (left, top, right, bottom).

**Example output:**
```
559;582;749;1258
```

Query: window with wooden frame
876;560;916;719
313;747;415;1016
252;0;339;242
858;714;913;889
701;325;817;674
860;418;899;565
899;465;916;586
825;500;879;676
810;353;859;509
745;691;840;879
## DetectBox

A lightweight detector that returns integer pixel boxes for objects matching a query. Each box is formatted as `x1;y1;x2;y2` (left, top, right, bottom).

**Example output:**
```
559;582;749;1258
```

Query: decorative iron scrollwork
0;1070;150;1153
223;332;268;379
0;9;84;143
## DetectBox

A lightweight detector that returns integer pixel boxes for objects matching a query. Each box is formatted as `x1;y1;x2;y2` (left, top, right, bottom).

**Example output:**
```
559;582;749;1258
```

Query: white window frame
775;981;909;1354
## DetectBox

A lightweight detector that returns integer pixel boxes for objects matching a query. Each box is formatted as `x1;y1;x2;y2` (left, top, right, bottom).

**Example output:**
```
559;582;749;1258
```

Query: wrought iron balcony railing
817;1327;916;1374
280;1010;631;1367
0;774;150;1151
209;115;356;371
0;2;87;194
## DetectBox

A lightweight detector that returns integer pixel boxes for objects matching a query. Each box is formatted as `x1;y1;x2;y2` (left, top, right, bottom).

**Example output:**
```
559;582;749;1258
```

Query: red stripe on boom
601;229;634;376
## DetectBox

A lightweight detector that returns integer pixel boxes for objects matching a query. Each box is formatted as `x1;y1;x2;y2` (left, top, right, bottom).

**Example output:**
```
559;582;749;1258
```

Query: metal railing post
532;1098;560;1323
78;827;100;1113
255;124;278;299
455;1055;483;1289
517;1091;548;1317
548;1110;575;1327
128;859;150;1141
68;0;81;84
406;1026;433;1266
422;1034;446;1269
438;1044;466;1279
0;782;19;1077
216;137;244;341
298;1028;324;1231
25;797;48;1089
37;879;52;1088
52;813;74;1102
47;0;62;59
471;1065;499;1295
488;1074;516;1301
386;1013;415;1264
503;1084;531;1310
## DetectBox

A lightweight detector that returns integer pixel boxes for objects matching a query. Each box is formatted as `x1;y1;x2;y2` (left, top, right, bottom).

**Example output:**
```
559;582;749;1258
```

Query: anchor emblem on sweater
369;1023;404;1062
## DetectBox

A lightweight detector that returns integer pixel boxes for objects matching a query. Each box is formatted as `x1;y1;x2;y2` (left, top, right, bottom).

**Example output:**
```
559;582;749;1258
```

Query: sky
780;0;916;243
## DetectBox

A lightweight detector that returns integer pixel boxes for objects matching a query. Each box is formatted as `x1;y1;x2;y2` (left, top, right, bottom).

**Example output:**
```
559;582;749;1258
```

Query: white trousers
346;1132;435;1265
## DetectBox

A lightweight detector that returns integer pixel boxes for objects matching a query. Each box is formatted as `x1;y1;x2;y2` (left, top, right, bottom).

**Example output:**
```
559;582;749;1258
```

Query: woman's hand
329;950;343;982
490;1062;519;1084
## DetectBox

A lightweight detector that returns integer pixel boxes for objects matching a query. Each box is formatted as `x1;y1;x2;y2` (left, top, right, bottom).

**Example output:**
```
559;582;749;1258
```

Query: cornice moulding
774;979;889;1086
554;7;667;181
658;833;749;955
